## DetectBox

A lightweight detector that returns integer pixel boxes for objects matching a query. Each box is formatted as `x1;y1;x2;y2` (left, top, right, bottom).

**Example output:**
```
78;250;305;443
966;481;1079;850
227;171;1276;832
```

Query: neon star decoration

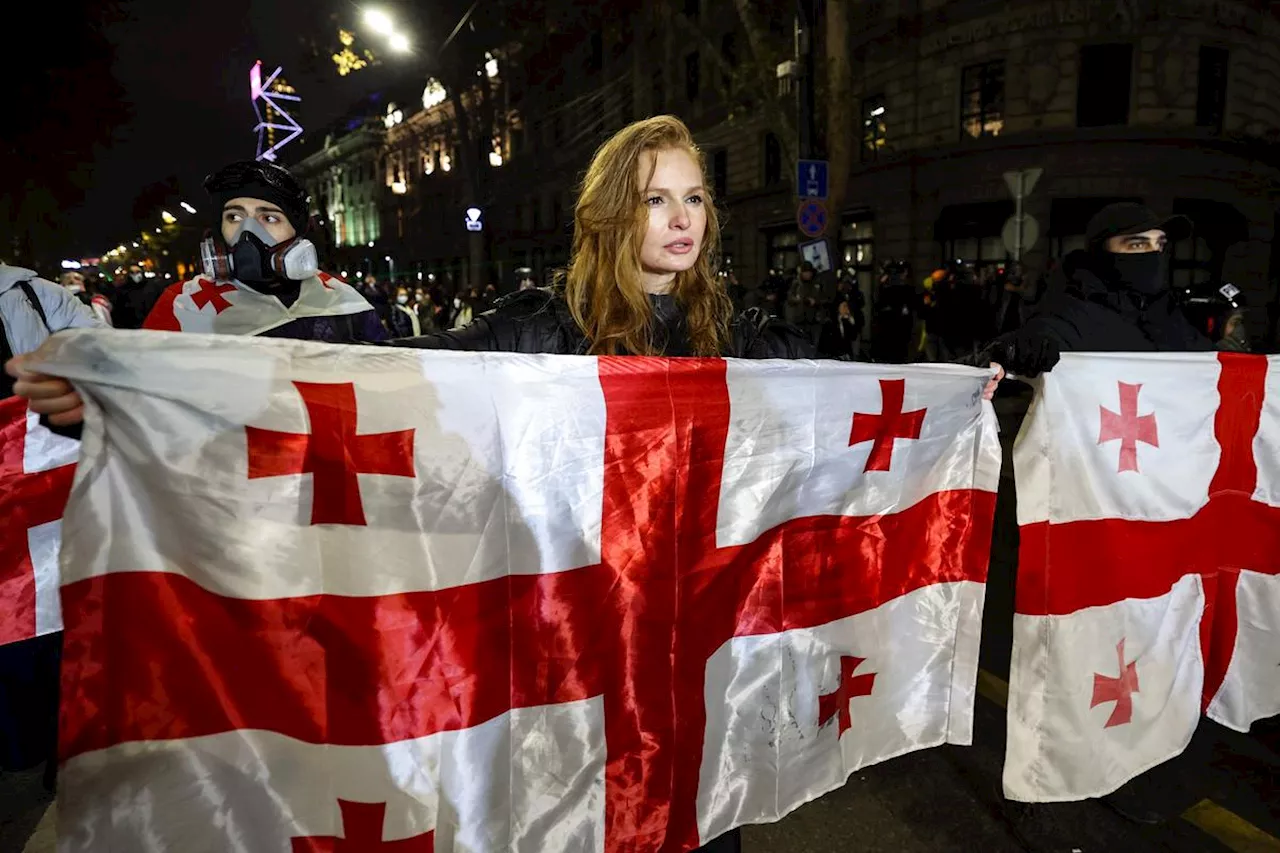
251;60;304;163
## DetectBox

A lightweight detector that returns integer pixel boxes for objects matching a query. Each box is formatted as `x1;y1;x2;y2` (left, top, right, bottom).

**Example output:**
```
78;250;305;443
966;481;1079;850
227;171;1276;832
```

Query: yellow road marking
976;668;1008;709
1182;799;1280;853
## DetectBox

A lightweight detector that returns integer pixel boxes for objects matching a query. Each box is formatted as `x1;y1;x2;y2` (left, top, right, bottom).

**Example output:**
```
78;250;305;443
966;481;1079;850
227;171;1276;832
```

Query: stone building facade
292;0;1280;336
832;0;1280;324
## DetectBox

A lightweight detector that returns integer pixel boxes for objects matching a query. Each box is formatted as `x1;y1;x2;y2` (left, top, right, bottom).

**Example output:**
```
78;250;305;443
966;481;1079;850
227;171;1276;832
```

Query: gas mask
200;218;318;285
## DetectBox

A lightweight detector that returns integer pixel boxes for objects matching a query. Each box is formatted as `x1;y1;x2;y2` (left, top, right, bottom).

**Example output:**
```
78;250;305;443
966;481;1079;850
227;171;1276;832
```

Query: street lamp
161;210;177;225
180;201;197;215
363;8;394;35
388;32;411;53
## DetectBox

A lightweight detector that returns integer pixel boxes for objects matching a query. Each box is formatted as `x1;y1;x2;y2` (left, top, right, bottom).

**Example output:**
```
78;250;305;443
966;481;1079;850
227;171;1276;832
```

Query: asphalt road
3;389;1277;853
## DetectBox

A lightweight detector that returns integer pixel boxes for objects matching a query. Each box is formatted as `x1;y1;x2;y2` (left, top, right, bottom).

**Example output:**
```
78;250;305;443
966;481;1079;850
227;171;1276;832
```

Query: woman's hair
564;115;733;356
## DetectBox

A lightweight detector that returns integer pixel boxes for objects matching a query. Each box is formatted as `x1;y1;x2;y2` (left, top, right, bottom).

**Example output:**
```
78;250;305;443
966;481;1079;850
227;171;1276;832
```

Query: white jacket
0;264;101;356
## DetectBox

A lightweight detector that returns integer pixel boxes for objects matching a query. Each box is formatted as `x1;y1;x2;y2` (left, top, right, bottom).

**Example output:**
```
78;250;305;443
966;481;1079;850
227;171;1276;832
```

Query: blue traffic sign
797;200;828;238
797;159;829;199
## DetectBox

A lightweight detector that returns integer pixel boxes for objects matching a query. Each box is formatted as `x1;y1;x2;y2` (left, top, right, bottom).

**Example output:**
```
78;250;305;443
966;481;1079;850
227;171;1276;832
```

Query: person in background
136;160;384;343
60;270;113;327
982;203;1216;824
515;267;537;291
817;298;861;360
390;285;421;337
988;203;1213;379
110;263;165;329
870;260;915;363
0;261;100;790
413;287;438;333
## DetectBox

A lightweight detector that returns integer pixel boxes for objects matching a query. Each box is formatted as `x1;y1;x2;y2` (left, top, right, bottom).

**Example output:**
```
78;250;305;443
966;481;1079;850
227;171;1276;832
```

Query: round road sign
797;201;828;238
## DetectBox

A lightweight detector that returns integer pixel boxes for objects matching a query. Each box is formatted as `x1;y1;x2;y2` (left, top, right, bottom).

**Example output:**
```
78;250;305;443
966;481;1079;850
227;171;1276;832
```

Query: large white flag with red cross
38;329;999;852
0;395;77;645
1004;352;1280;803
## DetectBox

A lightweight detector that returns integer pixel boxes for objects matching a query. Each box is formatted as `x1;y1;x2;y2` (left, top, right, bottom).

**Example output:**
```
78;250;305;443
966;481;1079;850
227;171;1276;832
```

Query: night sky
6;0;383;263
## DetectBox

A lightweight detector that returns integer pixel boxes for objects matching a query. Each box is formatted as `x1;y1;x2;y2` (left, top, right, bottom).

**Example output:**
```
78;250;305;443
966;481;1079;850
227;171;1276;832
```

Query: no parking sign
797;200;827;238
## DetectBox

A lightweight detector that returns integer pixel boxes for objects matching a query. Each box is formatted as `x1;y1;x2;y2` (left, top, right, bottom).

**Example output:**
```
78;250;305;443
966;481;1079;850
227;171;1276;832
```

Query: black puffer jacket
392;288;816;358
991;250;1212;371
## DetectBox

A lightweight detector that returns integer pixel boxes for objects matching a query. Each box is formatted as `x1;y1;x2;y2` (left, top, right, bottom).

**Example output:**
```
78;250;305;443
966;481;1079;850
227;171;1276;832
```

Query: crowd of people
747;240;1254;368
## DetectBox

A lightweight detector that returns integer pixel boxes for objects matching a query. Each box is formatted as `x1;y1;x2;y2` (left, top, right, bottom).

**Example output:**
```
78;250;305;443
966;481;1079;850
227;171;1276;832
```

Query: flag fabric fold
37;328;1000;852
1005;352;1280;803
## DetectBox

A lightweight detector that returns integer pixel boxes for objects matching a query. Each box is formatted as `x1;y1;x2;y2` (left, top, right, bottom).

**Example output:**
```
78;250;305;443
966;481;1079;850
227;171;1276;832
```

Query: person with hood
110;263;166;329
141;160;385;343
0;262;100;787
989;202;1213;377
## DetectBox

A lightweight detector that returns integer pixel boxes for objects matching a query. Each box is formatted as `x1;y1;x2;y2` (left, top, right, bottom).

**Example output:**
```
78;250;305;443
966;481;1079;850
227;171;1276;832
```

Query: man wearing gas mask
143;160;385;343
986;202;1213;377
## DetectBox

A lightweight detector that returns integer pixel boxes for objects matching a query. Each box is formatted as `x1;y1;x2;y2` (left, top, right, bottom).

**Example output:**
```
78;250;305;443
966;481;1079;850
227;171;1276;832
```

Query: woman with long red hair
396;114;812;359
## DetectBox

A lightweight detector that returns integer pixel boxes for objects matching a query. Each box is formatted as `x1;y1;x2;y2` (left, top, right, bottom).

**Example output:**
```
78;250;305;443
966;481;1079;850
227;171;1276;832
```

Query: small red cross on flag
1090;639;1140;728
1098;381;1158;473
818;655;877;737
246;382;416;526
291;800;434;852
191;278;238;314
850;378;926;472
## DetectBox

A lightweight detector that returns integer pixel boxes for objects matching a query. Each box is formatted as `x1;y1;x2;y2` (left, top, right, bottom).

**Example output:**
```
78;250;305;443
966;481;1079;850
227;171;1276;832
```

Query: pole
796;0;818;160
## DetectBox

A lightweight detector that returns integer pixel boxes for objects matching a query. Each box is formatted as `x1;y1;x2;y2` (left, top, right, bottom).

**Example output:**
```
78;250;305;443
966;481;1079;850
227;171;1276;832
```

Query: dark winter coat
110;276;167;330
391;288;816;359
1004;250;1213;355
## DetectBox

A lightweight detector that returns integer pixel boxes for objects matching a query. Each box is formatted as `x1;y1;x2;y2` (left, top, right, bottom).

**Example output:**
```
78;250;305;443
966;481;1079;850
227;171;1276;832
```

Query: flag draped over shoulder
1005;352;1280;803
36;328;1000;853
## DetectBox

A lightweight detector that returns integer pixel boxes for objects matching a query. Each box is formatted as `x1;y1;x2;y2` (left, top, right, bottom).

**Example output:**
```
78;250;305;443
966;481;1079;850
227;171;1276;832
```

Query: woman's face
637;148;707;293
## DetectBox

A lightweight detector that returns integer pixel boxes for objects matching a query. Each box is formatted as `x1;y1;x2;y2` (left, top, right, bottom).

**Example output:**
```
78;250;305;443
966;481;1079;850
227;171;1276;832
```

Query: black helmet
204;159;310;232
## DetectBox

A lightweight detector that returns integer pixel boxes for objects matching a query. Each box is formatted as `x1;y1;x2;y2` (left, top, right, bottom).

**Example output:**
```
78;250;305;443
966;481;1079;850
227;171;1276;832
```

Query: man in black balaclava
987;202;1213;376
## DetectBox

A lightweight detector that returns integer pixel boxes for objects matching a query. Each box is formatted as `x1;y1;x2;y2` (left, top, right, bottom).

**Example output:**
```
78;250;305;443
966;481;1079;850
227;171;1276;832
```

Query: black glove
993;331;1061;378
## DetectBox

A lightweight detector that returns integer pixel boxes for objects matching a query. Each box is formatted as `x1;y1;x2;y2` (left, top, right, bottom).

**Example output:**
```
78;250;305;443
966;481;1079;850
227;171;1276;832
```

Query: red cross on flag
36;330;999;852
0;396;78;645
1005;352;1280;803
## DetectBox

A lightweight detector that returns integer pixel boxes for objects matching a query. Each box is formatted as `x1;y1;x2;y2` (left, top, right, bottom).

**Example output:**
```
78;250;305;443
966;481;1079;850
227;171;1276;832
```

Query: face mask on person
453;297;462;309
1105;251;1168;296
218;218;318;285
396;294;410;305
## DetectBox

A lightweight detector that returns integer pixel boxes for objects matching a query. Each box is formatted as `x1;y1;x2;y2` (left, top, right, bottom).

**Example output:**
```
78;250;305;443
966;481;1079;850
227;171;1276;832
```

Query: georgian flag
0;396;77;645
144;271;373;336
1005;352;1280;803
37;329;999;852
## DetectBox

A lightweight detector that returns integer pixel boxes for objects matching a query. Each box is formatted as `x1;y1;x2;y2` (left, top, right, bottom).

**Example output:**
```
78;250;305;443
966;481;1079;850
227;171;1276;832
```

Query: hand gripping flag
1005;352;1280;802
0;396;77;645
38;329;1000;852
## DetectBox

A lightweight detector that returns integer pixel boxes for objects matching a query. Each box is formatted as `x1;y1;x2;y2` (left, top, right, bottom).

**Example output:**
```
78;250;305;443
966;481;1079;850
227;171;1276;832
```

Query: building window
1077;44;1133;127
720;32;738;90
861;95;887;161
763;133;783;186
652;70;666;113
1196;46;1229;131
1172;235;1213;290
685;52;701;102
554;113;565;146
767;229;799;274
840;217;875;277
961;60;1005;139
935;201;1014;274
712;149;728;199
